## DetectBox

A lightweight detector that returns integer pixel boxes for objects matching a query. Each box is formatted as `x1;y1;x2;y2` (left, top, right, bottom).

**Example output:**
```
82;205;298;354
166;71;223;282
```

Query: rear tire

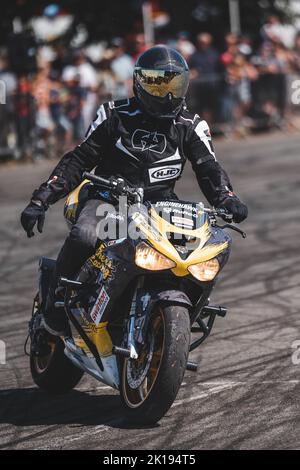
30;335;84;394
120;305;190;424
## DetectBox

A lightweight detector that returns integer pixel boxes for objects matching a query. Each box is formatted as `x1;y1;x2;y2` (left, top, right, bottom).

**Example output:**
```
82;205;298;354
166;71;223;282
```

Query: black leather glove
20;200;46;238
218;197;248;223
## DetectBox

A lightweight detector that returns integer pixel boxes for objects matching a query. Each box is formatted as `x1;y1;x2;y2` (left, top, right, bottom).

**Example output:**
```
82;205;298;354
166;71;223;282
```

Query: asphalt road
1;131;300;450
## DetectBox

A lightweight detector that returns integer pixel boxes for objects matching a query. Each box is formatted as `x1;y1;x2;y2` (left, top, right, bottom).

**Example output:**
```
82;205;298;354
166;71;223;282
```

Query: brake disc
126;333;155;389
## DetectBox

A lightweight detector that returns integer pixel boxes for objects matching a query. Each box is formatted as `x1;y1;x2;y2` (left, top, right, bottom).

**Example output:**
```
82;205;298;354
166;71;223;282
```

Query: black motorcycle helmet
133;45;189;120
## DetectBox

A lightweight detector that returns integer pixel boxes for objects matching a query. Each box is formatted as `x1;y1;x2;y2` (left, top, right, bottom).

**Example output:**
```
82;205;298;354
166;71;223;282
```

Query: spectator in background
292;31;300;72
51;44;71;79
238;35;253;58
110;37;134;99
97;49;119;102
176;31;196;61
0;55;17;151
14;76;35;156
72;50;98;131
224;33;239;52
251;41;290;124
188;33;221;122
49;72;73;150
221;33;239;70
261;15;296;49
73;49;97;88
220;52;258;136
62;66;86;142
220;33;258;135
130;33;147;61
32;63;55;135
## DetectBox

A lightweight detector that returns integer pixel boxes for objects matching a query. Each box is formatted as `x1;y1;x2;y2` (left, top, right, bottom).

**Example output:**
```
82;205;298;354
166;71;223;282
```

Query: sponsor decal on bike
132;129;167;154
148;164;182;183
90;286;110;325
171;216;194;228
90;244;116;282
154;201;200;224
155;201;198;212
107;238;126;246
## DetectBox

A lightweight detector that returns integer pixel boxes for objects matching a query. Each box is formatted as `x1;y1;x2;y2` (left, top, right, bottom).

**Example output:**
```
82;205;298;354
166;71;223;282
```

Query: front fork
127;277;145;359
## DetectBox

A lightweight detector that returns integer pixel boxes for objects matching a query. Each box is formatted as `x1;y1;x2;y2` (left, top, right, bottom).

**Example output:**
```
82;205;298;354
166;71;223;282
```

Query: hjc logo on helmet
132;129;167;154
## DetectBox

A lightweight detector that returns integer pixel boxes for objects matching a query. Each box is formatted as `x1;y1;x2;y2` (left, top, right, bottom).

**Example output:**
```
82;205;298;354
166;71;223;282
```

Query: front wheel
120;305;190;424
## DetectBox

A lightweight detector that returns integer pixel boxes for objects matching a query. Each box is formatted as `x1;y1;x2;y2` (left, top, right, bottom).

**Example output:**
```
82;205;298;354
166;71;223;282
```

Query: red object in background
220;52;234;66
16;77;32;118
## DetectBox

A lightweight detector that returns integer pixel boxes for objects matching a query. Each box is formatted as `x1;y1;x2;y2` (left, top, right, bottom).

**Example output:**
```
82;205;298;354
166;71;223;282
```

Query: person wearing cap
110;37;135;99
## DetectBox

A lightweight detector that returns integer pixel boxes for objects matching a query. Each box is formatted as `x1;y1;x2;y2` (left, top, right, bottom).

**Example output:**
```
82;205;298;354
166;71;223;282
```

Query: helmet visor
134;68;189;99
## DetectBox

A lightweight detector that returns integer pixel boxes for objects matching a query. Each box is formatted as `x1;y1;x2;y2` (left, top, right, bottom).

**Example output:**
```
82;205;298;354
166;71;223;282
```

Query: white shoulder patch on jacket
180;113;199;124
194;120;216;160
85;104;107;138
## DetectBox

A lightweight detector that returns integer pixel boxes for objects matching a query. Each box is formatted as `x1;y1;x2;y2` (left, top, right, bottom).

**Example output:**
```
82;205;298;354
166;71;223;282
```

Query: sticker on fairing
148;164;182;183
90;286;110;325
171;216;194;227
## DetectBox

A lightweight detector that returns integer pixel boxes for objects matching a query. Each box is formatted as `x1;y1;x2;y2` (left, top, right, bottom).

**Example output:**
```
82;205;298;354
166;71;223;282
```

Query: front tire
120;305;190;424
30;334;84;394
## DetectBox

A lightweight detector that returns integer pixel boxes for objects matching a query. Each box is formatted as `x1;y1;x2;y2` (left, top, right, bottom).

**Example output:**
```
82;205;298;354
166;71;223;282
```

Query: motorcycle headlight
188;258;220;281
135;242;176;271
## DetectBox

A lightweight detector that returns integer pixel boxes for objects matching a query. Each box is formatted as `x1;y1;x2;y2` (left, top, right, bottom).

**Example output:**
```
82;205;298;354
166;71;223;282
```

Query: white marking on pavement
174;379;300;407
173;382;242;407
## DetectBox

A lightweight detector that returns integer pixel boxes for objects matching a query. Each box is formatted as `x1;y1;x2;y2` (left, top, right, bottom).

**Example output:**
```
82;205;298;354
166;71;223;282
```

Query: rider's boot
43;273;69;336
42;236;95;336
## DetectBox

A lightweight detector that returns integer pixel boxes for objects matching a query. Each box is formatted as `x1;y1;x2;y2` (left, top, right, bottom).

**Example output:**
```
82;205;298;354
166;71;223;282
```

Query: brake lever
216;223;247;239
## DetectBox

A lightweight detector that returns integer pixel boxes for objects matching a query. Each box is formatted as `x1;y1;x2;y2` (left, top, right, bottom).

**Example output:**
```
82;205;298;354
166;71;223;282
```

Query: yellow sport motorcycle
27;172;246;424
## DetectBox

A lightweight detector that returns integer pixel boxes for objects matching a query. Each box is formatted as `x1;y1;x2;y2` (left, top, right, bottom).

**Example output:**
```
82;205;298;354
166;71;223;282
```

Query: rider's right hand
20;200;46;238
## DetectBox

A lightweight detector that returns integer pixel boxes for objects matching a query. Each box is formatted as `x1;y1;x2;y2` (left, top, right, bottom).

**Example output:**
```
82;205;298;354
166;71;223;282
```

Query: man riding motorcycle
21;45;248;336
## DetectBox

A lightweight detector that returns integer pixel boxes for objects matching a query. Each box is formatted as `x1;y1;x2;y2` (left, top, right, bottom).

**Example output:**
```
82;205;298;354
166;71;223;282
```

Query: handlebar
83;173;241;232
83;172;144;203
83;172;118;190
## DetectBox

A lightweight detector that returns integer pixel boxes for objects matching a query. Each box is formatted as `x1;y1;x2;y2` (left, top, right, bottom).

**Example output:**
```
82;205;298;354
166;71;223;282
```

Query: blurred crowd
1;13;300;160
185;15;300;137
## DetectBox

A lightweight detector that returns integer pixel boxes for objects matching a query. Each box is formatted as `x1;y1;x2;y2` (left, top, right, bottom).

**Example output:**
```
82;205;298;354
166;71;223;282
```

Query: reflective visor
134;68;189;99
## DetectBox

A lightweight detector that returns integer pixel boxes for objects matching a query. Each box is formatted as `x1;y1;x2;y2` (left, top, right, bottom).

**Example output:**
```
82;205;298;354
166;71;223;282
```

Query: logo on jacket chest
132;129;167;154
148;164;182;183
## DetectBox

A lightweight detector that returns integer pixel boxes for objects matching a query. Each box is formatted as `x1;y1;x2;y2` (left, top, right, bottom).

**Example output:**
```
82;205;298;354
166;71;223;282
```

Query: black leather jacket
32;97;236;207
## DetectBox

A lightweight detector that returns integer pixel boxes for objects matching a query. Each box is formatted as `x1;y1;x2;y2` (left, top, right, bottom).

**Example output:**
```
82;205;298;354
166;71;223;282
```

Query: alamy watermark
0;340;6;365
291;340;300;365
94;198;203;249
0;80;6;105
291;80;300;105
